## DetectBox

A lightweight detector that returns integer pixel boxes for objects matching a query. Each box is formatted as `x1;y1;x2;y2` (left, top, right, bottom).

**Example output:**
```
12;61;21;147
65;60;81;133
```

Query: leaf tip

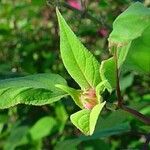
56;7;62;20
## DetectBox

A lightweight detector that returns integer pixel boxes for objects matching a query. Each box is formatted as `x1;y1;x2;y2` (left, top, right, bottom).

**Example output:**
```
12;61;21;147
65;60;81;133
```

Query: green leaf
70;101;106;135
55;102;68;133
120;73;134;91
56;110;130;149
123;26;150;74
108;2;150;70
96;80;107;101
56;8;101;89
4;126;29;150
55;122;130;149
108;2;150;44
117;42;131;68
55;84;83;109
0;73;67;109
100;58;116;92
95;110;129;131
29;116;57;140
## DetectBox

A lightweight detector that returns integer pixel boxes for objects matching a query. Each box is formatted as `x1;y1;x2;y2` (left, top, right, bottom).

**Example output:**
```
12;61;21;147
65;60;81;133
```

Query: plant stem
114;49;123;107
113;48;150;125
121;105;150;126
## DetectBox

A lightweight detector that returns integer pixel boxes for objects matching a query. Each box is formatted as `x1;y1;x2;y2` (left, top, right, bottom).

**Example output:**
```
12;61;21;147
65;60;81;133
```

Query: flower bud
80;88;98;110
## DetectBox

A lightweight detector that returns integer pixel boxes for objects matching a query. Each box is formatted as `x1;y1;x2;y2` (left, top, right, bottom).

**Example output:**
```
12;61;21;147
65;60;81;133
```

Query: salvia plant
0;2;150;136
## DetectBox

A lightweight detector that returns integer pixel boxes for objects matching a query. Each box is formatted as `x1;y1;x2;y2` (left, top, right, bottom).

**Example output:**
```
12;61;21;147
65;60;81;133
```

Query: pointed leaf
56;9;101;89
100;58;116;92
70;101;106;135
0;73;67;109
90;101;106;134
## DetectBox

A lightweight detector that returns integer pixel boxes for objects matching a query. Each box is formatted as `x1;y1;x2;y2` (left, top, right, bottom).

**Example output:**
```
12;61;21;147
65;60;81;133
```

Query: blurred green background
0;0;149;149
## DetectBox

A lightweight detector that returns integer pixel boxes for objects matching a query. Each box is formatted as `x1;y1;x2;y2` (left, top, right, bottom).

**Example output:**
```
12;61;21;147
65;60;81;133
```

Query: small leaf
100;58;116;92
29;116;57;140
71;109;91;135
55;102;68;133
120;73;134;91
96;80;107;101
55;84;83;109
0;73;67;109
117;42;131;68
56;8;101;89
70;101;106;135
90;102;106;135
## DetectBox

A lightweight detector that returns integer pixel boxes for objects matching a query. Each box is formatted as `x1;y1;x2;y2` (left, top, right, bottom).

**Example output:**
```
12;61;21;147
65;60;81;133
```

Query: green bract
100;57;116;92
70;102;106;135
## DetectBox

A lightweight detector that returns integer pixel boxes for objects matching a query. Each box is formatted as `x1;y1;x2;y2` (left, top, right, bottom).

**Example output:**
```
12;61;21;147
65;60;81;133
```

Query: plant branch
113;48;150;125
121;105;150;126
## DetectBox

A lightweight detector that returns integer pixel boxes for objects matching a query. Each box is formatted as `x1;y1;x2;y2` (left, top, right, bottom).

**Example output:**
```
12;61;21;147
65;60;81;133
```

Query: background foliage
0;0;149;149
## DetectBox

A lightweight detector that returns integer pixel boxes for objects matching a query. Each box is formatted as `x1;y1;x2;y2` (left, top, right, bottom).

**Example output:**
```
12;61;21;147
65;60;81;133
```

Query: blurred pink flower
98;27;108;37
68;0;82;10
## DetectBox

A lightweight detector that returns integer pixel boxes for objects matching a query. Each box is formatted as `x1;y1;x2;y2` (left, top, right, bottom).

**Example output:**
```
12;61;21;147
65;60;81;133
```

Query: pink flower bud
67;0;82;10
80;88;98;110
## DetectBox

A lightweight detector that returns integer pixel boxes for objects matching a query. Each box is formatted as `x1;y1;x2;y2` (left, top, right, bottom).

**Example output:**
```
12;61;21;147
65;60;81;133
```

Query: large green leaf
100;57;116;92
123;26;150;74
108;2;150;70
0;73;67;109
108;2;150;44
70;101;106;135
56;9;101;89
